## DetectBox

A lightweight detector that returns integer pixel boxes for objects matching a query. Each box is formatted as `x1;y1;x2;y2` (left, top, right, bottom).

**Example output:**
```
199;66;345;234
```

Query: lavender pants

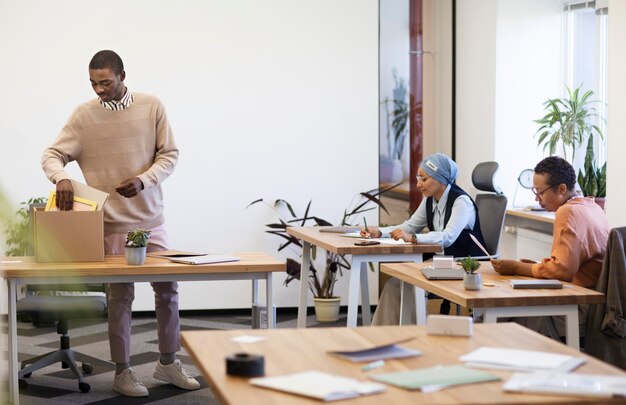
104;224;180;363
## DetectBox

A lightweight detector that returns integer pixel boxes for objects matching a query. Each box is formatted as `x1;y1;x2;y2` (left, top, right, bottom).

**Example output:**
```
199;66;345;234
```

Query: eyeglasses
531;184;556;197
416;175;430;183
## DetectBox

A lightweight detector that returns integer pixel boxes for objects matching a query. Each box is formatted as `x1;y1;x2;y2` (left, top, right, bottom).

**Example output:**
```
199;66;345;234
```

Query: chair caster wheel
79;382;90;393
82;363;93;374
19;379;28;390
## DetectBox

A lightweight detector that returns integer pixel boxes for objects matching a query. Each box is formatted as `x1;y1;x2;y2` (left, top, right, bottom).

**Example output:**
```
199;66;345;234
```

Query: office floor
4;308;376;405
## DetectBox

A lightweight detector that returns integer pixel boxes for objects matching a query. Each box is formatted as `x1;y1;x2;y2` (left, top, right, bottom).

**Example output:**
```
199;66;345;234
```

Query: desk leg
346;256;361;327
355;258;371;326
251;279;259;329
266;272;275;329
8;279;18;404
563;306;580;350
414;286;427;325
297;242;312;328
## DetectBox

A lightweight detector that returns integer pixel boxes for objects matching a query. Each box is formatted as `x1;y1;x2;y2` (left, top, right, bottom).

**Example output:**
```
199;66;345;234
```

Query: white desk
0;252;284;405
285;227;442;328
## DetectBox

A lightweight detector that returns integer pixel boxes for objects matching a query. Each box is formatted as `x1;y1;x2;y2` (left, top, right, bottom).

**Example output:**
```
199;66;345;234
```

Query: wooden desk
181;323;626;404
286;227;442;328
381;261;604;351
0;252;284;405
506;209;555;224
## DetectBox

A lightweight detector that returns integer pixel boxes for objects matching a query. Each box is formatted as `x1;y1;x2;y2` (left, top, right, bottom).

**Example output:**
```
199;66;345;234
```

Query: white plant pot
313;297;341;322
463;273;482;290
125;246;147;265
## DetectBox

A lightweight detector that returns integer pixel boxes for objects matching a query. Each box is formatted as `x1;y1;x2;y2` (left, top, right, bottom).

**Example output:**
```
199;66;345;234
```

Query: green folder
369;365;499;390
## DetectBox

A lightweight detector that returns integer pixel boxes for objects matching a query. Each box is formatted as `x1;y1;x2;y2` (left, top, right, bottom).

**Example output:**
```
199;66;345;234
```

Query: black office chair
471;161;507;259
17;203;113;393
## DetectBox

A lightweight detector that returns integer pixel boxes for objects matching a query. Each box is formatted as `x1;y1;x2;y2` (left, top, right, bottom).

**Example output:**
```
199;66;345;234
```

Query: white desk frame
399;282;580;350
297;241;423;328
4;269;274;405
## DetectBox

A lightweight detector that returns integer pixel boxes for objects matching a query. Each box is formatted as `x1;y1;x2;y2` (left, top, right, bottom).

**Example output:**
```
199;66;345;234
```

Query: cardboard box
33;209;104;262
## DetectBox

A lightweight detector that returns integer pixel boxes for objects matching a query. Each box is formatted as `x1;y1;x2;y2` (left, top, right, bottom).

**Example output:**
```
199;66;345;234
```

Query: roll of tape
226;352;265;377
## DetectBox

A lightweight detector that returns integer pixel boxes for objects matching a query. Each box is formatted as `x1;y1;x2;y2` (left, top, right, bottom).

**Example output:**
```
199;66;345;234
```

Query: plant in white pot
460;257;481;291
125;228;151;265
248;185;399;322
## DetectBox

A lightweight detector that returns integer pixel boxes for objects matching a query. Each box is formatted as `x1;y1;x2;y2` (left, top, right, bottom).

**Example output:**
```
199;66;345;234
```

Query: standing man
42;50;199;397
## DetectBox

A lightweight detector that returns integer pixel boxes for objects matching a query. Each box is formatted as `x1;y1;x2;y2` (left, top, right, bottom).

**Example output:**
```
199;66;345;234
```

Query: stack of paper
330;344;421;362
250;370;385;401
460;347;586;372
369;365;499;392
504;371;626;398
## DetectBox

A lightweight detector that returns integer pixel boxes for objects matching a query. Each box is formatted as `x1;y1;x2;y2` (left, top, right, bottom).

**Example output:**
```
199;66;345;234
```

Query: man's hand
56;179;74;211
115;177;144;198
389;228;413;243
360;226;381;238
490;259;519;275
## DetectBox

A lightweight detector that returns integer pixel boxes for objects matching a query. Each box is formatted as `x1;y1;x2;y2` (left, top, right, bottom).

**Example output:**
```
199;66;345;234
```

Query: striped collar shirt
99;89;134;111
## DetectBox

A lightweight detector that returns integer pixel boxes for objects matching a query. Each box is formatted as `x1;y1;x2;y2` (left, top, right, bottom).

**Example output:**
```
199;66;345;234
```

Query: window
563;1;608;167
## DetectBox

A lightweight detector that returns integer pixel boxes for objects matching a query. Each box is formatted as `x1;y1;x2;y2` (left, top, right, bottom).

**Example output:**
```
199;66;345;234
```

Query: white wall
606;0;626;227
0;0;379;311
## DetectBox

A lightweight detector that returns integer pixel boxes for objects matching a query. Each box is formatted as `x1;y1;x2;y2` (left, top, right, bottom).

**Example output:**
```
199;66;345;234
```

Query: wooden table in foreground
0;252;284;405
381;261;604;350
181;323;626;405
286;227;442;328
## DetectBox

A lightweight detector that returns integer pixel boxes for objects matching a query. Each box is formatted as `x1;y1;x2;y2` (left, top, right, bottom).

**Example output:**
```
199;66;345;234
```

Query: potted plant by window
3;197;46;256
248;185;398;322
125;228;151;265
534;85;604;163
460;257;481;291
577;133;606;210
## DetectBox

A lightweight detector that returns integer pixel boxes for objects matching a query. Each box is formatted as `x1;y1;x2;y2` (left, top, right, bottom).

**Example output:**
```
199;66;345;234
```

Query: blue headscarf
420;153;458;185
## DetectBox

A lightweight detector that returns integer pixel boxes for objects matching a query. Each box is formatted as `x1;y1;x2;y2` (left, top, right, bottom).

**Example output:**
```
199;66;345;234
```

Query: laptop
318;226;361;233
420;267;465;280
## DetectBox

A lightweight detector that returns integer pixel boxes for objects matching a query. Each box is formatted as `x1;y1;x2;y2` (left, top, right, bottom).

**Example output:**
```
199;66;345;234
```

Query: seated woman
363;153;486;325
491;156;610;337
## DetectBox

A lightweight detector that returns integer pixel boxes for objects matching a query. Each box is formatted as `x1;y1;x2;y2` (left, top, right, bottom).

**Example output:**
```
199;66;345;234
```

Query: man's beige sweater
42;93;178;233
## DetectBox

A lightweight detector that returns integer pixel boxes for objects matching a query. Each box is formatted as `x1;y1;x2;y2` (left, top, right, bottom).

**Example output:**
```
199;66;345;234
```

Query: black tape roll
226;352;265;377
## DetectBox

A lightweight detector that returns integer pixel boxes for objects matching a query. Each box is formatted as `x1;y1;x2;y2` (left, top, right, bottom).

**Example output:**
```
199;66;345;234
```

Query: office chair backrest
471;162;507;259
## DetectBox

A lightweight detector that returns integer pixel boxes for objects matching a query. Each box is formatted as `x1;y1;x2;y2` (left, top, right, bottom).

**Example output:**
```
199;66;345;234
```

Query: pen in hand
363;217;370;238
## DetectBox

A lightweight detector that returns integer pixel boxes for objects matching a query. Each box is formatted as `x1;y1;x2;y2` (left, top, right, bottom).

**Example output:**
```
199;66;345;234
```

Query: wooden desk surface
0;252;284;279
381;261;604;308
506;209;555;224
286;227;442;255
181;323;626;404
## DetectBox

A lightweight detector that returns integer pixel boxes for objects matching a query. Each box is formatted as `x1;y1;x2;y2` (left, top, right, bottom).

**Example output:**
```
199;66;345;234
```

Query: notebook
420;267;465;280
250;370;385;401
460;347;586;372
510;279;563;289
504;371;626;398
165;255;240;265
330;343;421;363
369;365;499;392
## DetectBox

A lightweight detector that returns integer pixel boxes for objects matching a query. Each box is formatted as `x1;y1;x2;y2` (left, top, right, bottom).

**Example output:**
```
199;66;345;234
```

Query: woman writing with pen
361;153;486;325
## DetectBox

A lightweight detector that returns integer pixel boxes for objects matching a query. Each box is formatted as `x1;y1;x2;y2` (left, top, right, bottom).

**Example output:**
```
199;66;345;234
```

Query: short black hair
534;156;576;191
89;50;124;75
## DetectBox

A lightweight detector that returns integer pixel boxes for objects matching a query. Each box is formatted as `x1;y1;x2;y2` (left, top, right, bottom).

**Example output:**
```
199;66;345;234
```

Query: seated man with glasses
491;156;610;339
361;153;486;325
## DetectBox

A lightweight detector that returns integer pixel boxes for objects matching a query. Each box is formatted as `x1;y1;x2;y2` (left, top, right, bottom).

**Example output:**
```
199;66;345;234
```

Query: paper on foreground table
368;365;499;391
504;371;626;398
460;347;586;372
250;370;385;401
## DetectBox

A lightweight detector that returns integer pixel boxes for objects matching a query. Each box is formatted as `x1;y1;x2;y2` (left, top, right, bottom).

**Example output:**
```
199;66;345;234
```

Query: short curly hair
89;50;124;75
534;156;576;191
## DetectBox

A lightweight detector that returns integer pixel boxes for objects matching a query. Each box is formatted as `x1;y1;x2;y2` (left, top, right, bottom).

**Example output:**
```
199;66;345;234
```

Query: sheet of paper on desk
165;255;240;265
369;365;499;391
330;344;421;362
460;347;586;372
250;370;385;401
504;371;626;398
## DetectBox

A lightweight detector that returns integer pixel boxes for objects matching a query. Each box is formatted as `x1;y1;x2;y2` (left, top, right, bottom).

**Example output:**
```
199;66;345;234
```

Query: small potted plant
125;228;151;265
577;133;606;210
460;257;481;290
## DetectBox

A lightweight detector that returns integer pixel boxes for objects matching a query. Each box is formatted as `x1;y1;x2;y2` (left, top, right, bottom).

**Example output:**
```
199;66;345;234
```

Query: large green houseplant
534;85;604;163
3;197;47;256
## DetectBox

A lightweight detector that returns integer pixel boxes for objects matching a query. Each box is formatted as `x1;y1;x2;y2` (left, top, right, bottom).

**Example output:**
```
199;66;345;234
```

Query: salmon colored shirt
531;197;610;289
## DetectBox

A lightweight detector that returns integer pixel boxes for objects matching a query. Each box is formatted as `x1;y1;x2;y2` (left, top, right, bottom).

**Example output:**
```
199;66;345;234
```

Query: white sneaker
153;359;200;390
112;368;149;397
